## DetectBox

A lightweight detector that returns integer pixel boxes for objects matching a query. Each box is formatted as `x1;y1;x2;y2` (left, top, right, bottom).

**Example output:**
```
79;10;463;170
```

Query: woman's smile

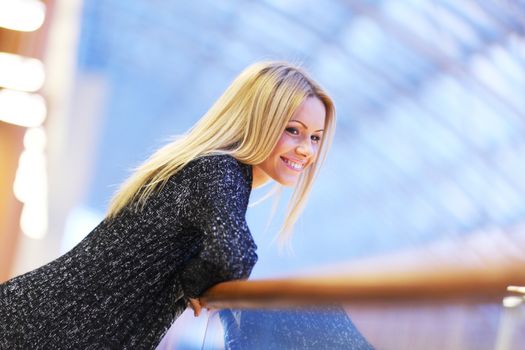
252;97;326;187
280;156;306;171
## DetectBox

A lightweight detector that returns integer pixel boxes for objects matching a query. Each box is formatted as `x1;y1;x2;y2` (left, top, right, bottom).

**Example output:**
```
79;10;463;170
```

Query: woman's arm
179;156;258;301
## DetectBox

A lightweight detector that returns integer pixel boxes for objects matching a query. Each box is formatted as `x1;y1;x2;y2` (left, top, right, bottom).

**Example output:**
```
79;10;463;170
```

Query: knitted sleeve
179;156;258;299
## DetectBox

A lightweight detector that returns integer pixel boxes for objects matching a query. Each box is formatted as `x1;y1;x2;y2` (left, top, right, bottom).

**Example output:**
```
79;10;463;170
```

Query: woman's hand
187;297;203;317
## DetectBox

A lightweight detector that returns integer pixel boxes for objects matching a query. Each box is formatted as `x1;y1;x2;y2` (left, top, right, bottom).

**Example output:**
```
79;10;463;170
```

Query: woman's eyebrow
289;120;324;132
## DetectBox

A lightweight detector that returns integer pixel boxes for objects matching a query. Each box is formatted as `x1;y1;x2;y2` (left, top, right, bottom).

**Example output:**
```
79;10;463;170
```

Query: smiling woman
253;97;326;188
0;61;340;349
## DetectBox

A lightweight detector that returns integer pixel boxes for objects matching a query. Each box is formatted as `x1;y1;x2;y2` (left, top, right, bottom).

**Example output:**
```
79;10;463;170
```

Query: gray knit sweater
0;154;258;349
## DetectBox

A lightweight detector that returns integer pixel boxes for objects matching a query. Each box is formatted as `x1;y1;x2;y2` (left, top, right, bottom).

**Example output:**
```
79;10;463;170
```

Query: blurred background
1;0;525;349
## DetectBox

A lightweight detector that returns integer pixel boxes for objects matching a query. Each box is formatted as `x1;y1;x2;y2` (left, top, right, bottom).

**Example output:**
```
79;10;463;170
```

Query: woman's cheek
275;135;292;152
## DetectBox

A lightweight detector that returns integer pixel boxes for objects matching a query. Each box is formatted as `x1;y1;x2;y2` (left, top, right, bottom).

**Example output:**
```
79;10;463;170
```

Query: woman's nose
296;138;313;157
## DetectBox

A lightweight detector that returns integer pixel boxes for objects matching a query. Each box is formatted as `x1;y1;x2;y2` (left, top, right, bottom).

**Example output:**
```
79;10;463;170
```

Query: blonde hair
106;61;336;242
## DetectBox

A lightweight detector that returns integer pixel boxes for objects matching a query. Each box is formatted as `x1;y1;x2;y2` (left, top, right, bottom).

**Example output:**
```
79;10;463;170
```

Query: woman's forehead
289;98;326;131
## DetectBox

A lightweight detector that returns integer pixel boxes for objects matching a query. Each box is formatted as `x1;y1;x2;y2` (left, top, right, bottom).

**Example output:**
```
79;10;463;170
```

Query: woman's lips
281;156;306;171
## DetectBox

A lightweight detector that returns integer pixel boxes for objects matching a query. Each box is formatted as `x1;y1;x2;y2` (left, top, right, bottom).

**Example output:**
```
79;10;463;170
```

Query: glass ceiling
73;0;525;276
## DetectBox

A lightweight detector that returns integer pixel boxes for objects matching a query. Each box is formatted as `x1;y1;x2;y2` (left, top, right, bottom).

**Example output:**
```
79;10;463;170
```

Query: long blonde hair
106;61;336;242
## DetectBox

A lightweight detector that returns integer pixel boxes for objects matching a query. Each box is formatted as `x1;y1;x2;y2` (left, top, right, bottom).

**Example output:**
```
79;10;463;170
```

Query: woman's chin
276;176;299;187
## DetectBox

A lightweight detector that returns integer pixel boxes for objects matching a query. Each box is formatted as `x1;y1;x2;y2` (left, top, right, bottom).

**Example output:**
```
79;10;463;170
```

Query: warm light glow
502;296;523;308
20;200;48;239
13;150;47;203
0;52;45;91
507;285;525;294
14;127;48;239
23;126;47;151
0;0;46;32
0;89;47;127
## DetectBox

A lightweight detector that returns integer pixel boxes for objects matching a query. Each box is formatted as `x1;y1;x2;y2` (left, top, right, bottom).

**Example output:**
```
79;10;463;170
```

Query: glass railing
199;263;525;349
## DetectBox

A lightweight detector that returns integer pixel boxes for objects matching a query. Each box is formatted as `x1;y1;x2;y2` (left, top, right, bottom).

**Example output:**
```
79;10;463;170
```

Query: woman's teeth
282;157;304;170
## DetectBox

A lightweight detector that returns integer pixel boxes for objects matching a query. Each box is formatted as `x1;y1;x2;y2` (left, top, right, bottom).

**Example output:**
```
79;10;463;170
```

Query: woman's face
253;97;326;188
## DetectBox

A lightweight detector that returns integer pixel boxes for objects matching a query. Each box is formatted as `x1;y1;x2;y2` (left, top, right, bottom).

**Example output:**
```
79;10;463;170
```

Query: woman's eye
311;135;321;143
285;127;299;135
